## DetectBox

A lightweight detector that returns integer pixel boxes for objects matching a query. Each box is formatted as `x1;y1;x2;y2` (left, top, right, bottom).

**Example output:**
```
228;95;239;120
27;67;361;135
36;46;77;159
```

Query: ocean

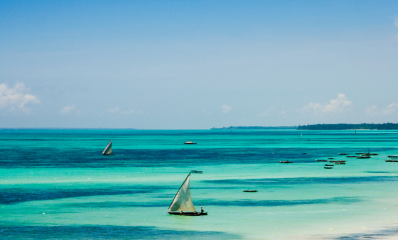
1;129;398;239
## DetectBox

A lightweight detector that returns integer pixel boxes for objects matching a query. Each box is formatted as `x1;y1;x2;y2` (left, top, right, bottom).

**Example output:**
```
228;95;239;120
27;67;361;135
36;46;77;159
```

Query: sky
0;0;398;129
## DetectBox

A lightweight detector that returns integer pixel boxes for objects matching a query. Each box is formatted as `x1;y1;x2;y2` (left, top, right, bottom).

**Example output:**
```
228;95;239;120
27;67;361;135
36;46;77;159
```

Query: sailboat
102;140;113;155
168;172;207;216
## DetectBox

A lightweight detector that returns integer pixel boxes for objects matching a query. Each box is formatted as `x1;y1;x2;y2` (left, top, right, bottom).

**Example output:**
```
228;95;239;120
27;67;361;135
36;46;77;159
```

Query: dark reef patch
196;197;361;207
0;225;241;239
0;184;163;205
204;176;398;186
62;196;360;209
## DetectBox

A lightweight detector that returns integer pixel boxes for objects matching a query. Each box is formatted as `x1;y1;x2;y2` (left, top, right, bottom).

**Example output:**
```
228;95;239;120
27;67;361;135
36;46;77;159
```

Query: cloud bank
301;93;353;116
0;83;40;112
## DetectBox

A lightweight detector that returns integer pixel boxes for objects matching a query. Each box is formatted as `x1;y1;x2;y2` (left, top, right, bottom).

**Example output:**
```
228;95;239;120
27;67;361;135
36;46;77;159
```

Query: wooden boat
388;155;398;159
357;149;372;158
279;161;294;163
184;141;197;144
329;160;346;163
325;164;334;166
370;153;378;155
243;190;258;192
168;211;206;216
335;162;346;165
346;156;357;158
324;167;333;169
338;153;348;155
385;159;398;162
357;156;371;159
316;159;328;162
102;140;114;155
168;172;207;216
355;153;364;155
191;170;203;174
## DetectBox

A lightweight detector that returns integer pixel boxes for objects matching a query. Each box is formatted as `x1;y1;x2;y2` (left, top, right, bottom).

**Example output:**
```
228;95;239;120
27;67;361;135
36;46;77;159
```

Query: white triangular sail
169;173;196;212
102;140;112;155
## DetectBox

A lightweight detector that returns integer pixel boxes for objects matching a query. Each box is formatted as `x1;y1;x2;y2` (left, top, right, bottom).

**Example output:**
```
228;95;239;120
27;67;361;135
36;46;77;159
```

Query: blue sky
1;0;398;128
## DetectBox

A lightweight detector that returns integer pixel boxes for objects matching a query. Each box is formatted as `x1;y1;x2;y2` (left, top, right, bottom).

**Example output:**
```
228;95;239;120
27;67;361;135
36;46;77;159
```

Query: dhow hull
168;212;207;216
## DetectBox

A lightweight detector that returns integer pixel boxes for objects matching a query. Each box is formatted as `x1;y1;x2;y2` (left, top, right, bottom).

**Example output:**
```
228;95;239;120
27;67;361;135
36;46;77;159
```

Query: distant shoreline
211;123;398;131
211;126;297;130
298;123;398;130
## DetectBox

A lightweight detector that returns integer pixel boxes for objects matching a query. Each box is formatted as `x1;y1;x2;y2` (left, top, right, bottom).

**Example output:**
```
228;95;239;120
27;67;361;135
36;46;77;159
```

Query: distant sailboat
168;172;207;216
102;140;113;155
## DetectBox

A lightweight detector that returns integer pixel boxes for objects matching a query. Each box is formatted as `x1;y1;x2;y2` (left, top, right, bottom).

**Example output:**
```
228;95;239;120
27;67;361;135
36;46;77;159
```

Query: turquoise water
1;129;398;239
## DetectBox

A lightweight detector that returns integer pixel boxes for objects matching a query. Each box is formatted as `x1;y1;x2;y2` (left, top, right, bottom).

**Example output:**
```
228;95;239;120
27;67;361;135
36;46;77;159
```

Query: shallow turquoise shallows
1;129;398;239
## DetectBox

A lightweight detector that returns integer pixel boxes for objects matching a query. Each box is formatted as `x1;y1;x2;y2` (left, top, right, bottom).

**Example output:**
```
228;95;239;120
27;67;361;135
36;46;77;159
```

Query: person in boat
201;206;204;214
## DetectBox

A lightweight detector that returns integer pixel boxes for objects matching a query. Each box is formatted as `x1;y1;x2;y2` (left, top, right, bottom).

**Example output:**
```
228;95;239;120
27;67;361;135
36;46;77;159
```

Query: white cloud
0;82;39;112
107;107;120;113
60;104;76;114
106;107;134;115
261;108;273;117
221;104;232;113
301;93;353;116
366;103;398;115
121;110;134;115
365;105;378;116
383;103;398;115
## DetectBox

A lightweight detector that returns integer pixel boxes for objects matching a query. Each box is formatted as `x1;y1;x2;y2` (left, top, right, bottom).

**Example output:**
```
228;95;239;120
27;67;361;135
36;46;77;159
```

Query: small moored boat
325;164;334;166
357;156;371;159
243;190;258;192
329;160;346;163
184;141;197;144
338;153;348;155
279;161;294;163
191;170;203;174
316;159;328;162
385;159;398;162
324;167;333;169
